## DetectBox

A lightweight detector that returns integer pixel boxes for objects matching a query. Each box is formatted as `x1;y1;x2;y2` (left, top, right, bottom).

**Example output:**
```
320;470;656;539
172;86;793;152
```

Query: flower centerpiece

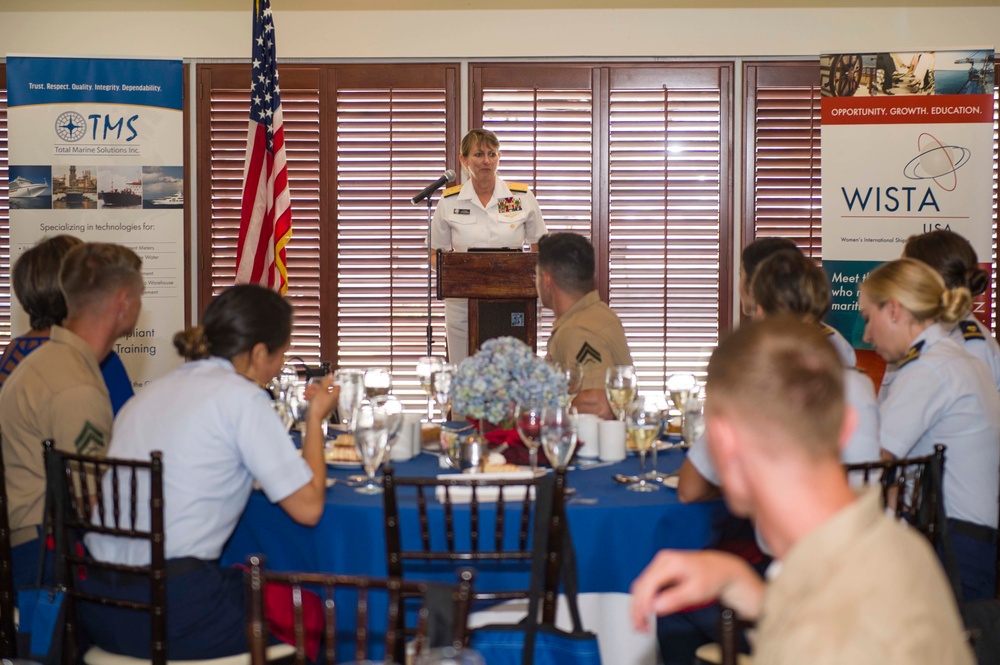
452;336;566;427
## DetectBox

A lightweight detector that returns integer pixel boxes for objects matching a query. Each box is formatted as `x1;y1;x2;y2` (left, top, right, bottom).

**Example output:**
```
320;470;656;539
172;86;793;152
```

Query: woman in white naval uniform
860;258;1000;601
903;229;1000;391
430;129;546;363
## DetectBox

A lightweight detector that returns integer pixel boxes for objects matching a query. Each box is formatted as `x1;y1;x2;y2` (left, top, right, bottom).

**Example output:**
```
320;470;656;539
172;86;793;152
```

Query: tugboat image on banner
100;180;142;208
9;176;49;198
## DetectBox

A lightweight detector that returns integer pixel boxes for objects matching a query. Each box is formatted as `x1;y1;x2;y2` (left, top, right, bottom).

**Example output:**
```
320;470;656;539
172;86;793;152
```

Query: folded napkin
434;470;537;504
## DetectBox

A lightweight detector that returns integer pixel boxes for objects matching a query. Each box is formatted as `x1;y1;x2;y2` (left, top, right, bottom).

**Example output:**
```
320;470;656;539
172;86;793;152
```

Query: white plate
326;459;363;469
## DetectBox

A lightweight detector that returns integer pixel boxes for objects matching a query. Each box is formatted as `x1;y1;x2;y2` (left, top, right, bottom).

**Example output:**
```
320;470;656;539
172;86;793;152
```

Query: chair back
43;440;166;665
246;555;474;665
844;443;946;546
0;429;17;657
383;468;567;623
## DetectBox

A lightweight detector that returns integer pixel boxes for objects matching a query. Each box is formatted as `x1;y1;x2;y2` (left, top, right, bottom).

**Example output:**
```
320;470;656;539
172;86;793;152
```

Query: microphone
410;169;457;204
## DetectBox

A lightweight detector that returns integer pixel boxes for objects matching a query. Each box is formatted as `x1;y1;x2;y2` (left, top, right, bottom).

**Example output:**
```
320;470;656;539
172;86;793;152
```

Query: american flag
236;0;291;294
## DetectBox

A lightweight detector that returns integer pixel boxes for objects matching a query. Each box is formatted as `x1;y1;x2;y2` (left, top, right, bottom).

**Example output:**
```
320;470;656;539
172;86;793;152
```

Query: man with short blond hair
1;242;144;588
631;317;972;665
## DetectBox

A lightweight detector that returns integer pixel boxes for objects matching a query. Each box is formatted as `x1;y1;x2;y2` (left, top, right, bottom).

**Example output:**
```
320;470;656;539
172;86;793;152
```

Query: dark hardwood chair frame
383;468;568;624
43;440;167;665
246;555;475;665
703;445;948;665
0;429;18;657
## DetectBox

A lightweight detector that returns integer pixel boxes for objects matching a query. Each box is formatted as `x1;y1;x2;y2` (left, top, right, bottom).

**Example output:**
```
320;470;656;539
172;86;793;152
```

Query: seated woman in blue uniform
80;284;339;659
903;229;1000;392
860;258;1000;601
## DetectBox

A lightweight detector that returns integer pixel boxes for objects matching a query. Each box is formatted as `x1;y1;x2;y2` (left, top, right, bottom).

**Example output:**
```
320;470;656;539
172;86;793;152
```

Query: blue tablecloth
221;449;728;595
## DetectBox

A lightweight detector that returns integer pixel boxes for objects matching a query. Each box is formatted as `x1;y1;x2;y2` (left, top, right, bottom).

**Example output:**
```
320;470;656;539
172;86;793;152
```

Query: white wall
1;6;997;59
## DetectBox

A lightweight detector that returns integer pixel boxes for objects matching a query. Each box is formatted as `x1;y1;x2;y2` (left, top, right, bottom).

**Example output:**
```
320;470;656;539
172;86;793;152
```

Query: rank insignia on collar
898;340;925;369
959;320;985;341
498;197;522;214
575;342;602;365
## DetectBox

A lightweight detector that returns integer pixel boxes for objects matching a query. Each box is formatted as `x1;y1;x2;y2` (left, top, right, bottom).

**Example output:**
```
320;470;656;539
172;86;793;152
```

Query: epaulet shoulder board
506;182;530;193
897;340;925;369
442;185;462;198
959;320;985;341
820;323;836;337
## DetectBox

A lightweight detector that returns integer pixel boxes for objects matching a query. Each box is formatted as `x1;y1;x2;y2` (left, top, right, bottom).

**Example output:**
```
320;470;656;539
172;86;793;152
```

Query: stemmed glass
372;394;404;458
415;647;486;665
605;365;637;423
334;369;365;431
416;356;445;421
625;395;662;492
363;368;392;399
666;374;699;449
350;401;391;495
541;405;579;471
554;361;584;406
514;401;544;474
432;364;456;420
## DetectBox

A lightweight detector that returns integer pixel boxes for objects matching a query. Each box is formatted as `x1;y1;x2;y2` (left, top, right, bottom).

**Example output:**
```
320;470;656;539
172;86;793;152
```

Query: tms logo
54;111;140;143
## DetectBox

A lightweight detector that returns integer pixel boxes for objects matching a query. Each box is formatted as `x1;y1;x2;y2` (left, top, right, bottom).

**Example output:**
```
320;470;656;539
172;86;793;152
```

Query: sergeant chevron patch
576;342;603;365
75;421;106;454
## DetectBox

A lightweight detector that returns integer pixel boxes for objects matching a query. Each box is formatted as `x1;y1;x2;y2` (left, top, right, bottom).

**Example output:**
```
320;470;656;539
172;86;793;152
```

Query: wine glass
667;374;699;449
416;356;445;420
432;364;457;420
372;394;404;456
541;405;578;471
333;369;365;430
554;361;584;406
625;395;662;492
350;401;391;495
363;367;392;399
514;401;544;474
415;647;485;665
605;365;637;422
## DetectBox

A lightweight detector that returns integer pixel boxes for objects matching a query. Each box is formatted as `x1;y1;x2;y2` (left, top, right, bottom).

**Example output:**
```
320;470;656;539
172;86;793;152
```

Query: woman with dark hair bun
903;229;1000;391
81;284;339;659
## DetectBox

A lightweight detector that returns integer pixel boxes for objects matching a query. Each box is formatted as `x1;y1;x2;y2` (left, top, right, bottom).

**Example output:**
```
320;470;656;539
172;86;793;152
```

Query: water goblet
605;365;637;423
554;361;584;406
416;356;445;420
415;647;485;665
625;395;662;492
372;394;404;458
432;364;457;419
350;401;391;495
334;368;365;430
667;374;699;449
540;405;579;471
514;401;544;474
363;367;392;399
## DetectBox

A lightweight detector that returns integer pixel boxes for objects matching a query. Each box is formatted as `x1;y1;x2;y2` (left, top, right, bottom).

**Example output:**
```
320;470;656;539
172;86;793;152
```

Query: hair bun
939;286;972;325
173;326;211;360
967;268;989;297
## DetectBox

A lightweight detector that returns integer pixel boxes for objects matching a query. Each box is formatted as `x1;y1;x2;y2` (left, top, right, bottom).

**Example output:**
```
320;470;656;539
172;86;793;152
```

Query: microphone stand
425;196;434;357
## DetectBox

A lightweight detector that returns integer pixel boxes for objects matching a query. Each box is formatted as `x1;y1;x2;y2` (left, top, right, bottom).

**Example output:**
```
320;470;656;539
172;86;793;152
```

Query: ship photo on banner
820;49;995;347
5;56;185;387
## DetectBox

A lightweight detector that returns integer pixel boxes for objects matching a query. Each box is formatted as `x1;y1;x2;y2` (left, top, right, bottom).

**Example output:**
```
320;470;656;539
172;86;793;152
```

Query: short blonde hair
59;243;143;316
460;129;500;157
707;316;844;459
861;258;970;325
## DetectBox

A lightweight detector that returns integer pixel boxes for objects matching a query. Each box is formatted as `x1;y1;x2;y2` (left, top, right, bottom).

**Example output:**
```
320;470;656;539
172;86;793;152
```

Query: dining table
221;445;730;665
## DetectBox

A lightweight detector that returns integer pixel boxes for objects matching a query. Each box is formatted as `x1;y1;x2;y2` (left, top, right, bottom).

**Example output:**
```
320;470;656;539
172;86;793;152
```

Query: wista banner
6;56;185;388
820;50;995;346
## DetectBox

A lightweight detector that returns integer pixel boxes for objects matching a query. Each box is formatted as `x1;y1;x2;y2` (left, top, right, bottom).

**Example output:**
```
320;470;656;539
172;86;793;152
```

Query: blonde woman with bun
860;257;1000;601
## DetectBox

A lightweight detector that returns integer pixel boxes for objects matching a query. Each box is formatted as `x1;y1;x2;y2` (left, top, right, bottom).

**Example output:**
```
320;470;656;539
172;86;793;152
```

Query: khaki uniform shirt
755;490;974;665
0;325;111;534
546;291;632;392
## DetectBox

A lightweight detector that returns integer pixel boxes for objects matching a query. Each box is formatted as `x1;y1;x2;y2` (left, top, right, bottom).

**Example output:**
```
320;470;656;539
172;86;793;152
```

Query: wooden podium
436;250;539;356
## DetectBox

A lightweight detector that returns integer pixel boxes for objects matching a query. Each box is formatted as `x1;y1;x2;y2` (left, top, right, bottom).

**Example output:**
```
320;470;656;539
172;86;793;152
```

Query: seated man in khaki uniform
631;318;973;665
536;232;632;420
1;242;144;590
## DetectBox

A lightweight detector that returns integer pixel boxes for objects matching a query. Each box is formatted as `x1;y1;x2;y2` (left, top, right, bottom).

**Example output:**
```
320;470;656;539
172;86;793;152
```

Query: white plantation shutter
333;65;458;404
197;66;323;362
472;63;733;392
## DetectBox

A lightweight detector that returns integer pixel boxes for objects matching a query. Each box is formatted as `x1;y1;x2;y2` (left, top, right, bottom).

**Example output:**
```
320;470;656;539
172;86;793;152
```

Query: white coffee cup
576;414;600;458
598;420;627;462
391;417;415;462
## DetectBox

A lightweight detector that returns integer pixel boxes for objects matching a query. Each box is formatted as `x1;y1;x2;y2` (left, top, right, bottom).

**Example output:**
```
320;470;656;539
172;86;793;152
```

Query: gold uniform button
510;223;515;228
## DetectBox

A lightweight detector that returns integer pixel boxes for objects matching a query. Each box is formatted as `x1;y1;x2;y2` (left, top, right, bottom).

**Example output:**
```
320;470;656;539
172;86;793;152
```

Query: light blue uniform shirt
949;317;1000;392
86;357;313;565
879;323;1000;528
